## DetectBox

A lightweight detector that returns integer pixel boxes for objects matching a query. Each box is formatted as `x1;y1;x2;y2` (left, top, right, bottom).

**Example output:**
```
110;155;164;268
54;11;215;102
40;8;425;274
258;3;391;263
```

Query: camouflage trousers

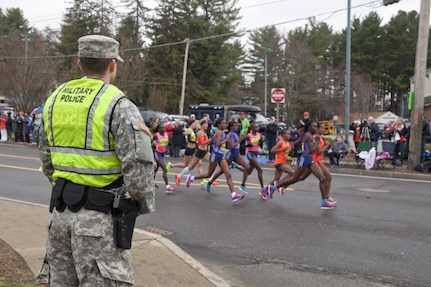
40;208;134;286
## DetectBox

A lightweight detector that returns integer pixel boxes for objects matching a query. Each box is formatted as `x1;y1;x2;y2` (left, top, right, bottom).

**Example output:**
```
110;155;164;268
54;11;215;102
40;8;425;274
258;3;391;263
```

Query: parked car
229;111;269;133
169;114;190;125
139;108;169;126
190;104;270;133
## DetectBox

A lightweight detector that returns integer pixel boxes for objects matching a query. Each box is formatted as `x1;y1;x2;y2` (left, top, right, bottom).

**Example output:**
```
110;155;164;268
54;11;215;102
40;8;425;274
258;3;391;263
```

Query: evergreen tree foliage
144;0;243;114
115;15;147;106
245;26;282;114
0;8;28;36
58;0;115;69
380;10;419;113
120;0;148;35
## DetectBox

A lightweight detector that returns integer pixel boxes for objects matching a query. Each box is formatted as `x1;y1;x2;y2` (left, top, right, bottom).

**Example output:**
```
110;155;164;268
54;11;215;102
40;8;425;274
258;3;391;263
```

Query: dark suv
139;108;169;126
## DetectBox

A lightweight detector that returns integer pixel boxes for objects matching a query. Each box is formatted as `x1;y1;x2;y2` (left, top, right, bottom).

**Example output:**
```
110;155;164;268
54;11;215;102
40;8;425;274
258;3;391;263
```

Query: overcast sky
1;0;422;34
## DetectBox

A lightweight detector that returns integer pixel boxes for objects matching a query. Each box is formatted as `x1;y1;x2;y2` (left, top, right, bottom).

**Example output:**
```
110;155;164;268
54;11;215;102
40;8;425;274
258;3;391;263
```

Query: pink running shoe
260;188;269;201
166;186;176;194
321;201;337;210
185;174;194;188
232;193;245;203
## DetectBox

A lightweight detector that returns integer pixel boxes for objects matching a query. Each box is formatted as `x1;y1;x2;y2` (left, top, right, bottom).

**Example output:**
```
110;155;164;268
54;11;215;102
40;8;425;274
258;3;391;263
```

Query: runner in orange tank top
267;129;294;195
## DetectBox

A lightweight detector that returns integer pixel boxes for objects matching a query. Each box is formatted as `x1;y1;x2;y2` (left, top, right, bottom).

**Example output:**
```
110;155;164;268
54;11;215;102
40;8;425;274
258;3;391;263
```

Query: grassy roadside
0;239;34;287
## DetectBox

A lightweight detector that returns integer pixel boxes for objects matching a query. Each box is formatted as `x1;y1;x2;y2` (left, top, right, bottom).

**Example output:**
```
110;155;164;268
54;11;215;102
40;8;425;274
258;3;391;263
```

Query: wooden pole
408;0;430;170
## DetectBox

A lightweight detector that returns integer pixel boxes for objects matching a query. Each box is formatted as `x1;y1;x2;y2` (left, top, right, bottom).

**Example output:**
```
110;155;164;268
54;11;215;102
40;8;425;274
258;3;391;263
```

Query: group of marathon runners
150;114;337;210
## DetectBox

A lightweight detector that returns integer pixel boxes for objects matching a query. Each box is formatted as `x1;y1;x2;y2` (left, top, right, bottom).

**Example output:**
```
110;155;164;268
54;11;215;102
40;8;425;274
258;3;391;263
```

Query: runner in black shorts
176;119;211;185
167;120;204;179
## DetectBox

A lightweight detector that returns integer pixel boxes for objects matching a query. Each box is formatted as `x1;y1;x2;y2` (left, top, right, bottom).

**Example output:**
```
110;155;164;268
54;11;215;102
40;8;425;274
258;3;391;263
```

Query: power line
3;0;387;60
241;0;292;10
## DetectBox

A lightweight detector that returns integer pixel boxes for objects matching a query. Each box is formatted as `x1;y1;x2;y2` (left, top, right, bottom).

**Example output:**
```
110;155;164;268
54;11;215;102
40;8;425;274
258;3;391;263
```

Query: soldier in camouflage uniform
36;35;155;286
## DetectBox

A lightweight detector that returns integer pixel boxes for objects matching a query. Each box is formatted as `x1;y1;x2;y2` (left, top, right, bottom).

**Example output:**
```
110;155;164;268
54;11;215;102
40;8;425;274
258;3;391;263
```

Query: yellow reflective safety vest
43;78;125;188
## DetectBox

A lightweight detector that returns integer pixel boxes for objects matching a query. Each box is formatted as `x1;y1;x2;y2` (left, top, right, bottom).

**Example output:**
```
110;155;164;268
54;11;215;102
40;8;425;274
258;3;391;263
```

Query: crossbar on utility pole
408;0;430;170
179;39;190;116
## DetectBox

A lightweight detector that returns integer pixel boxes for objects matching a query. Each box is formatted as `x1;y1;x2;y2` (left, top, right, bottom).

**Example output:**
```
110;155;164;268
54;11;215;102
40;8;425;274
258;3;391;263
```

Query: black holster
112;197;139;249
49;178;66;213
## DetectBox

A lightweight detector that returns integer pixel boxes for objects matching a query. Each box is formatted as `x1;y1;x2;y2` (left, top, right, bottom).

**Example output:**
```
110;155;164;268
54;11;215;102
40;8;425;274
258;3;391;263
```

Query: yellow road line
0;164;41;172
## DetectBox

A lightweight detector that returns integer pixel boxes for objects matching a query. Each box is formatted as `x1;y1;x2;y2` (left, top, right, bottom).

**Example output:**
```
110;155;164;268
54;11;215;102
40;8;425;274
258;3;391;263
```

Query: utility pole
408;0;430;170
344;0;352;144
179;39;190;116
24;33;28;69
264;48;272;117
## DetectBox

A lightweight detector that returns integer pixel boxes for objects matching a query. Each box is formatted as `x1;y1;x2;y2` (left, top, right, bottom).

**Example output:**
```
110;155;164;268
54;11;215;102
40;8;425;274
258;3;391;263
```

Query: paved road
1;144;431;286
139;159;431;287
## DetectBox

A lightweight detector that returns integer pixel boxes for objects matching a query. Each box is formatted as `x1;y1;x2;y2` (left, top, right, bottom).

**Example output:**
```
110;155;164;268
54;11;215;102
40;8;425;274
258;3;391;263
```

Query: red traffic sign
271;88;285;103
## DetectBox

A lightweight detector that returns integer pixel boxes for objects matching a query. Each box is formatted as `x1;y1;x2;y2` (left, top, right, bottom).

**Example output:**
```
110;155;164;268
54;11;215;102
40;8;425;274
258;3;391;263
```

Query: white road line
358;188;391;193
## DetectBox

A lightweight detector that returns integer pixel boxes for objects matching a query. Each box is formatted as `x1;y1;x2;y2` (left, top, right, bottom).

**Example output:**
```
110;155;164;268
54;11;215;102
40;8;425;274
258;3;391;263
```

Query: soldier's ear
109;59;117;72
76;58;82;70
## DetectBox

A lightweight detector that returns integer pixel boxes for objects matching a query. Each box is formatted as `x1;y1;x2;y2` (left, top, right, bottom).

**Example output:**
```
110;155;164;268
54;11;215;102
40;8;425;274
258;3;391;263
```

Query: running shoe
229;162;237;169
165;186;175;194
205;182;212;193
321;201;337;210
175;174;181;186
231;193;245;203
200;179;208;185
185;174;194;188
239;184;250;194
267;183;277;199
212;181;220;186
166;162;172;173
328;197;337;204
260;188;269;201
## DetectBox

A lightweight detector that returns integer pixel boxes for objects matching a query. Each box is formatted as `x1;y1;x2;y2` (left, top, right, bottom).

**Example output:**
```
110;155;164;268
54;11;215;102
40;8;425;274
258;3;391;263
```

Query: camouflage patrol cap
78;35;124;62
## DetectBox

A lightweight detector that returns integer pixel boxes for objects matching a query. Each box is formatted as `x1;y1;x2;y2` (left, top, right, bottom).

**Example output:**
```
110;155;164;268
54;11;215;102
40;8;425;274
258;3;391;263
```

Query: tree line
0;0;428;124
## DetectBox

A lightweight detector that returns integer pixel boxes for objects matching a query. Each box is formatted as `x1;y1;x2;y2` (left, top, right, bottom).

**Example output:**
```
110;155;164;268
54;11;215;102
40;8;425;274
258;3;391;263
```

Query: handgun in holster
112;195;139;249
49;178;67;213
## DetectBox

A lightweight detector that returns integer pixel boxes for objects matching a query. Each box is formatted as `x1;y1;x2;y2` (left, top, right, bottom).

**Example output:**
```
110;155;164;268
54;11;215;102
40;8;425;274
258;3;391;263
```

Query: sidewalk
0;198;230;287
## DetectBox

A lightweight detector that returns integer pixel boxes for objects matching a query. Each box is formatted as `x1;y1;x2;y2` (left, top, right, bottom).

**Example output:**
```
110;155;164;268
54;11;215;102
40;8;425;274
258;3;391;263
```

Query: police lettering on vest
60;94;86;103
59;87;96;103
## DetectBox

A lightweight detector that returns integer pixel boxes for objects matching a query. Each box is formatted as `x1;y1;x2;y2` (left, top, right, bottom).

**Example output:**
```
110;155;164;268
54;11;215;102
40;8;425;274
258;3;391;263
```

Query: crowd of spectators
0;111;39;145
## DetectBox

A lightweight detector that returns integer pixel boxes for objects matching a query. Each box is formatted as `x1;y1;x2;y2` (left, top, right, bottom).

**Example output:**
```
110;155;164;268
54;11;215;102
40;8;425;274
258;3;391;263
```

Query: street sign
271;88;285;103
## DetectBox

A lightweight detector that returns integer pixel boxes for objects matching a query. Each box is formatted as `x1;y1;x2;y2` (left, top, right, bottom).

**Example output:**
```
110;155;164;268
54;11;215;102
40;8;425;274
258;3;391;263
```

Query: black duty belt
50;178;134;214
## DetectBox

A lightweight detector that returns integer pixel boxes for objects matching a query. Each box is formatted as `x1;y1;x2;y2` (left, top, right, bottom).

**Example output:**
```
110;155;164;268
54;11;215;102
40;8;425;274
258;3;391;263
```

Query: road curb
136;229;232;287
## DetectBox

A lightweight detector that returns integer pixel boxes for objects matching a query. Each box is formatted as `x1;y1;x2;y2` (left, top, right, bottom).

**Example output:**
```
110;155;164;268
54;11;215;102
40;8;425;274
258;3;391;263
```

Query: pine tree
144;0;243;114
58;0;115;68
